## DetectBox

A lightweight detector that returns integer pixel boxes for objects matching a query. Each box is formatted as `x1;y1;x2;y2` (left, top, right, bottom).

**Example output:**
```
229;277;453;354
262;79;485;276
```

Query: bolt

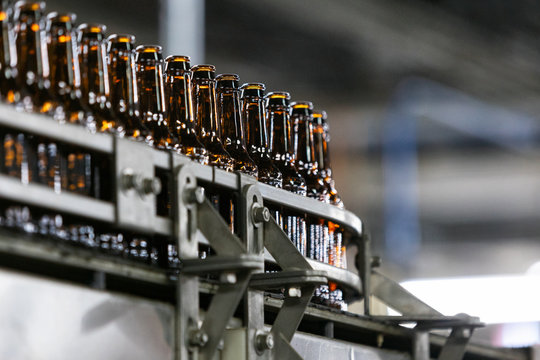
287;287;302;298
255;333;274;352
252;205;270;224
189;329;209;347
121;169;136;190
142;177;162;195
371;256;382;268
220;272;237;284
184;187;205;204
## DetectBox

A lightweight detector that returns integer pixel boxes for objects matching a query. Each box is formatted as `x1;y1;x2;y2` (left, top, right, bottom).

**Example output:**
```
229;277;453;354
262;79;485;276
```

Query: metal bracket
180;181;263;360
251;210;330;360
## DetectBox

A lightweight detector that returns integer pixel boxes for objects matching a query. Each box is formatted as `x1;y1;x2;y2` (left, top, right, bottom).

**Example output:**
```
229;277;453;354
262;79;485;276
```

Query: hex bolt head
142;177;162;195
255;333;274;352
287;287;302;298
370;256;382;268
220;272;237;284
252;205;270;224
184;187;205;204
121;169;136;190
189;329;209;347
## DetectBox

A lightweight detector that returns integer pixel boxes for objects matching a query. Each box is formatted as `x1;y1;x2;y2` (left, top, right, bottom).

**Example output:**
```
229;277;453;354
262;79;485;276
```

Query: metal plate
0;268;173;360
115;137;157;231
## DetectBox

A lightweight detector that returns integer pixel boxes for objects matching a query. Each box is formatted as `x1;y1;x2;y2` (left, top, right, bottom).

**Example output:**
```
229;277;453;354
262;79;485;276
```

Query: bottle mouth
240;83;265;91
15;1;45;13
46;11;76;24
191;64;216;73
216;74;240;89
266;91;290;100
191;64;216;80
108;34;136;44
312;110;327;126
78;23;106;34
291;101;313;110
166;55;191;63
136;44;162;53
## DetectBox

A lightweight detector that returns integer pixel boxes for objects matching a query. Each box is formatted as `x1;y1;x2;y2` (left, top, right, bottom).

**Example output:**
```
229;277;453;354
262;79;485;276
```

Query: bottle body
13;1;60;116
291;101;328;202
191;64;233;171
46;12;94;130
135;45;173;149
240;83;281;186
107;34;151;143
78;23;124;136
266;92;305;194
164;55;208;164
216;75;258;177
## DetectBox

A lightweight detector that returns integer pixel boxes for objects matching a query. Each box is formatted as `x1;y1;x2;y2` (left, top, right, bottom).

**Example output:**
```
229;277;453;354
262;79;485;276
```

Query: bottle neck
108;47;139;115
0;10;15;69
268;106;293;161
242;94;268;153
312;122;328;175
15;13;49;80
294;116;317;174
78;35;109;106
218;86;244;146
136;60;166;116
193;76;219;139
47;24;81;92
165;69;196;133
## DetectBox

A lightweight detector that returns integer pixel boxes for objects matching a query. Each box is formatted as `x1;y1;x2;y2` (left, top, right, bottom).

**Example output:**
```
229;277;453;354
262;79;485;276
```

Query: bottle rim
312;110;327;119
78;23;106;34
216;73;239;82
166;55;191;63
240;83;265;91
191;64;216;73
136;44;162;53
107;34;136;44
15;1;45;12
265;91;290;100
46;11;76;23
291;101;314;110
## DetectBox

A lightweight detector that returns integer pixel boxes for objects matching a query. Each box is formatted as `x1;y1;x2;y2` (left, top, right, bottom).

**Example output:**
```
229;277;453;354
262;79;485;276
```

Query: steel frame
0;104;490;360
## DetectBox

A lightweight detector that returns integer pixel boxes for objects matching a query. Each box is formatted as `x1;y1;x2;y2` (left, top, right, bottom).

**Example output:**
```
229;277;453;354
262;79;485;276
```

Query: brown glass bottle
107;34;151;143
216;74;257;177
291;101;328;202
0;2;20;105
164;55;208;164
191;64;233;171
239;83;282;185
135;45;173;150
266;92;305;195
13;1;60;116
78;23;124;136
46;12;94;130
313;110;343;208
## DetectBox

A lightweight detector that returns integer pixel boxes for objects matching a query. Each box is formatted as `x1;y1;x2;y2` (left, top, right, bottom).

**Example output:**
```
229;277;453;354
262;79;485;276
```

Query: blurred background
46;0;540;349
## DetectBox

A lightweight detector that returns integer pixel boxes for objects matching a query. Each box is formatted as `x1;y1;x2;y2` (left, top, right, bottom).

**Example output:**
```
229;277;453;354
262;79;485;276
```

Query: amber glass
291;101;329;202
164;55;208;164
216;74;257;177
191;64;233;171
240;83;283;186
0;2;20;105
135;45;173;149
107;34;151;143
78;23;124;136
313;110;343;208
266;92;306;195
13;1;59;116
46;12;94;129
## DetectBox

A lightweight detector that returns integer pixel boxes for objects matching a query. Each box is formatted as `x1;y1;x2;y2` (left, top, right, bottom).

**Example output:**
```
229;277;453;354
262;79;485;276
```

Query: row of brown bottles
0;1;347;308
